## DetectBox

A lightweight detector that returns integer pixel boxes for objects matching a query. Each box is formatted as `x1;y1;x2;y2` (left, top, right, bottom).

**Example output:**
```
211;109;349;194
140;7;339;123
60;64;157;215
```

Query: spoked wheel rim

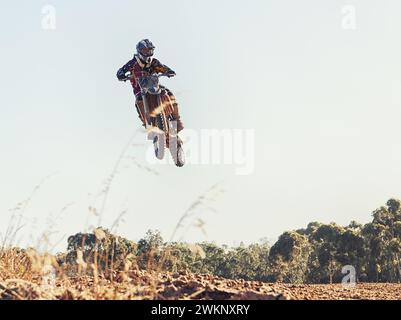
151;114;166;160
169;136;185;167
176;143;185;167
153;134;165;160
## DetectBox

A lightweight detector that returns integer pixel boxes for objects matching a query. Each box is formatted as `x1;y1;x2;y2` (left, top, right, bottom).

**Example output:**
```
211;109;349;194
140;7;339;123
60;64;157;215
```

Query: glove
123;72;132;81
167;70;176;78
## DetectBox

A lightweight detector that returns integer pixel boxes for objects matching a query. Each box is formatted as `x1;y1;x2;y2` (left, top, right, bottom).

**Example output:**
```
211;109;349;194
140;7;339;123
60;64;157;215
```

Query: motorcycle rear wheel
169;136;185;167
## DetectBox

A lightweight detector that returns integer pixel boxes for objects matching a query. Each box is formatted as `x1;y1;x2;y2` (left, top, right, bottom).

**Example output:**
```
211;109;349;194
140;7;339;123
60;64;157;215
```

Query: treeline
62;198;401;284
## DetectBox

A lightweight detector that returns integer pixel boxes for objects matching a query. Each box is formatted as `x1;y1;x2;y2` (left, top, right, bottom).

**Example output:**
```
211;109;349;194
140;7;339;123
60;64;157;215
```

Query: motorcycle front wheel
152;114;166;160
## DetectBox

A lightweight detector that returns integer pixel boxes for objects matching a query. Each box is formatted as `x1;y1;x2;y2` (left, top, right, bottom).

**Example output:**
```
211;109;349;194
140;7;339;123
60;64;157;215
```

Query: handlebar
123;71;174;81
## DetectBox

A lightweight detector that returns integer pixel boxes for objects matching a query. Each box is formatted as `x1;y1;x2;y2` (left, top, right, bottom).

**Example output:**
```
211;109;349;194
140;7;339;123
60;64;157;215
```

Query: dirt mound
274;283;401;300
0;268;287;300
2;268;401;300
153;270;287;300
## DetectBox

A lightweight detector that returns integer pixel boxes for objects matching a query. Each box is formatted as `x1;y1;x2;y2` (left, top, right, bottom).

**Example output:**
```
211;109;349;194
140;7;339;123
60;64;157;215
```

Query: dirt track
154;271;401;300
1;269;401;300
269;283;401;300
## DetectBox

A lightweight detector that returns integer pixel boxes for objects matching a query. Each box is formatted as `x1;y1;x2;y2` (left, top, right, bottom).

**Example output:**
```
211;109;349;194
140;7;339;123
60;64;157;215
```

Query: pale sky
1;0;401;252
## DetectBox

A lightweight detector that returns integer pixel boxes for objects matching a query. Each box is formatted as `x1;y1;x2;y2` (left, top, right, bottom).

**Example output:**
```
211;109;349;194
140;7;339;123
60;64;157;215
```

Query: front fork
142;93;166;141
141;92;152;129
142;92;180;149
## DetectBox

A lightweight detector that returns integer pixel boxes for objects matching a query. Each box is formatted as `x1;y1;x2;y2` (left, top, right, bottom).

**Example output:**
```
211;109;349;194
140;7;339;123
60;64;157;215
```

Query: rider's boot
161;87;184;133
168;95;184;133
173;115;184;133
135;99;146;129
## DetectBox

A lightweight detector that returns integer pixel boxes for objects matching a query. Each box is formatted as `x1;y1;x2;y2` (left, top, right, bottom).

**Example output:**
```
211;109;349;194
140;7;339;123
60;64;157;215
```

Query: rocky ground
1;269;401;300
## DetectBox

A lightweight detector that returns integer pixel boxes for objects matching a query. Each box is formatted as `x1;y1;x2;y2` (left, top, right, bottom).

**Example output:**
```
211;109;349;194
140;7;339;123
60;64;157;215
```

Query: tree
362;199;401;282
66;227;137;273
137;230;164;269
269;231;311;283
306;224;338;283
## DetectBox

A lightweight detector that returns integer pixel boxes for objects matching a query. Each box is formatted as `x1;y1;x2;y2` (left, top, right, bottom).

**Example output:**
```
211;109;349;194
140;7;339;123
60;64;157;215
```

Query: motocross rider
116;39;184;133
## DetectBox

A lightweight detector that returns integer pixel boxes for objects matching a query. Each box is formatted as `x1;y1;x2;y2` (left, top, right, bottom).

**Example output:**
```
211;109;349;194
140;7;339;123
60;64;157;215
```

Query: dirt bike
131;71;185;167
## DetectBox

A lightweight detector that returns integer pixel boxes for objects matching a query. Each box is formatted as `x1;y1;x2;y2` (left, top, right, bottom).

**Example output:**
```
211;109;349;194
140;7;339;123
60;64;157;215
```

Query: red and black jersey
116;55;173;97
